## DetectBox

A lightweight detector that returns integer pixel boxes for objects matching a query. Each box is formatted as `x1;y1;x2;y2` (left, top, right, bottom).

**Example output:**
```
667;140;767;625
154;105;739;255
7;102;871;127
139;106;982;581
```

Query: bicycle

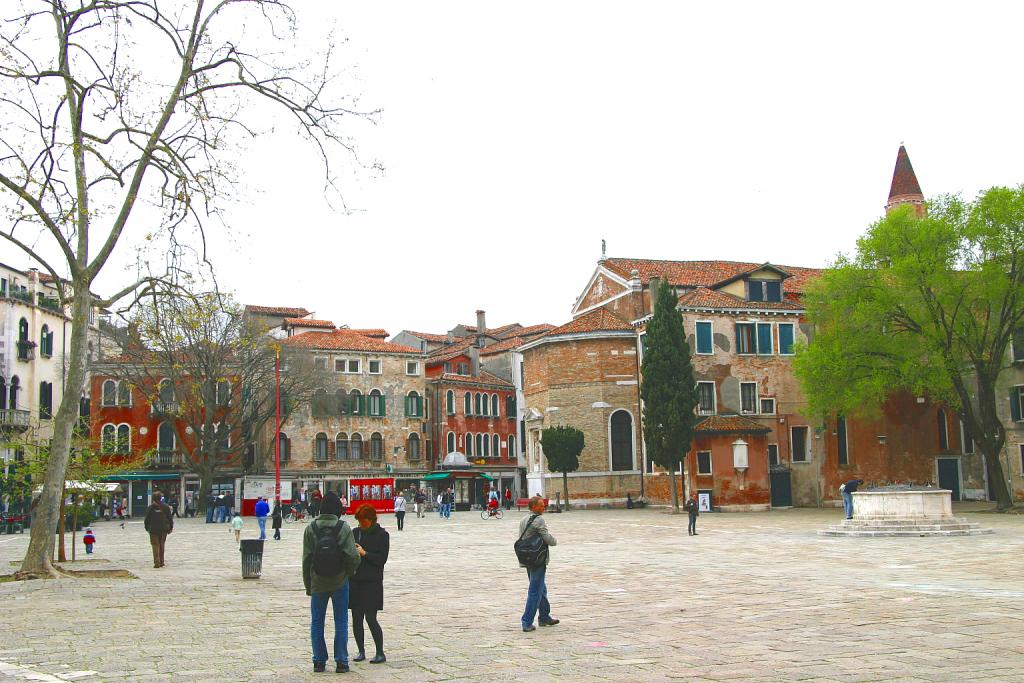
481;507;503;520
284;506;307;523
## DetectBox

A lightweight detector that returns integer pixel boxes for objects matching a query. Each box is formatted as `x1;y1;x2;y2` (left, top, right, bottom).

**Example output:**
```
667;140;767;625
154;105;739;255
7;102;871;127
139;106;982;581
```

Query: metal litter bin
240;539;264;579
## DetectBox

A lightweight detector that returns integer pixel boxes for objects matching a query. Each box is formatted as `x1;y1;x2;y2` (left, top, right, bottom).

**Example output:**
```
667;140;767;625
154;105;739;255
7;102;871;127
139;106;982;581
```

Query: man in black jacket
842;479;864;520
683;493;700;536
143;494;174;568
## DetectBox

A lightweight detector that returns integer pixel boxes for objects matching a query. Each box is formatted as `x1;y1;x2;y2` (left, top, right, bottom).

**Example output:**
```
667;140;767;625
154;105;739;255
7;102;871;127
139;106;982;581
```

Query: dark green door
131;480;151;517
770;467;792;507
936;458;961;501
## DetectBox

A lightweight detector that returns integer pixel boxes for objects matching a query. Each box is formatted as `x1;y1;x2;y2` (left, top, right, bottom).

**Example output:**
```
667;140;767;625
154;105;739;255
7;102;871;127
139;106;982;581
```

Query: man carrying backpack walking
303;491;361;673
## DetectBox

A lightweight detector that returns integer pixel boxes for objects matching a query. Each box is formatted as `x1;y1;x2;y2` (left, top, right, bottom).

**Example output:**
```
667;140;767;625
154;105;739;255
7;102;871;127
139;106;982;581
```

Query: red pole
274;347;281;507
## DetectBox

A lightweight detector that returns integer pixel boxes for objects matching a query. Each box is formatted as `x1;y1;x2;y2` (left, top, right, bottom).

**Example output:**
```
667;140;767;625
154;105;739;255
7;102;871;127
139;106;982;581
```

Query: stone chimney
648;276;661;315
469;347;480;377
475;310;487;347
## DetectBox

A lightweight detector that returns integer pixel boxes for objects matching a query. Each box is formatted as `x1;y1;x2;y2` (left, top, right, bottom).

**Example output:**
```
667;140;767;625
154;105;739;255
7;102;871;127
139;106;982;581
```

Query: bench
515;498;549;511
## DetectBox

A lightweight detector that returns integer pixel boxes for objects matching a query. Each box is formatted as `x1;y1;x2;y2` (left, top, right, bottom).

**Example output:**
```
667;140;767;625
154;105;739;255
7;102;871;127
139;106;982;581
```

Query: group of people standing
206;491;236;524
303;492;390;673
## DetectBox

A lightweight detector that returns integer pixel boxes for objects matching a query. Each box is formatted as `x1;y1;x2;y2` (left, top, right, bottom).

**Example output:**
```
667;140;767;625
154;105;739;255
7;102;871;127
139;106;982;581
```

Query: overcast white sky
8;2;1024;335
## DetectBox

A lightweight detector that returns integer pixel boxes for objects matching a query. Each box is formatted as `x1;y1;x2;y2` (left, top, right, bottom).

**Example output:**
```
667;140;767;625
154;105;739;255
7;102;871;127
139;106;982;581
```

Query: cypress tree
640;279;699;513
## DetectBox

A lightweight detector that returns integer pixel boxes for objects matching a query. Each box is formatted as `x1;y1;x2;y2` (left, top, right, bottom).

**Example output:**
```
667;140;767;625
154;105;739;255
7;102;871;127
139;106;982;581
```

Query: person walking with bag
303;491;361;673
272;501;283;541
143;493;174;568
517;496;559;632
414;489;425;518
350;504;390;664
683;492;700;536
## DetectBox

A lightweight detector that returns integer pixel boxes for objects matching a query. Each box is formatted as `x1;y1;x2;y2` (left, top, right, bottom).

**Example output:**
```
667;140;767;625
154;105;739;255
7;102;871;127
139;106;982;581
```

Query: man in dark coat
683;493;699;535
143;493;174;568
841;479;865;520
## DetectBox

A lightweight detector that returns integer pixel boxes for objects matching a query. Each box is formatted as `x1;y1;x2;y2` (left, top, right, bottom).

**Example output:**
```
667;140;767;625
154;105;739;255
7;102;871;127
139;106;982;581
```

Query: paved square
1;506;1023;682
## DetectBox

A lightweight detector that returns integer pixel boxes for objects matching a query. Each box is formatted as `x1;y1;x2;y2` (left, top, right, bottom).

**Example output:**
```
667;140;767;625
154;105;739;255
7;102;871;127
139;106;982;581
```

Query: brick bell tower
885;144;926;217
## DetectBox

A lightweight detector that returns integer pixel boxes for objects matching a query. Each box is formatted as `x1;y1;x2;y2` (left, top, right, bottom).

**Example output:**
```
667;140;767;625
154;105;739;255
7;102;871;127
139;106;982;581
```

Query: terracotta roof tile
513;323;555;338
426;340;476;365
603;258;822;295
479;336;527;356
460;322;521;337
403;330;456;343
245;305;311;317
695;415;771;434
281;329;420;354
676;287;803;312
431;371;513;388
284;318;335;329
346;328;389;339
546;308;633;336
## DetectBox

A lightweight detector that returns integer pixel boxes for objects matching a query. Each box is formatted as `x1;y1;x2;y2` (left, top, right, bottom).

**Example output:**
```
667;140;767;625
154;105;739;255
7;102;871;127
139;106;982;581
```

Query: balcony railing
16;340;36;362
151;450;180;468
0;409;31;431
150;399;180;416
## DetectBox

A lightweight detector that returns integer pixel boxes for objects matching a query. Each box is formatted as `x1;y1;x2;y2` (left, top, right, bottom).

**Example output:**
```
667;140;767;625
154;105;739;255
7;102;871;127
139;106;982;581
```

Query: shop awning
100;473;182;481
422;473;450;481
422;472;495;481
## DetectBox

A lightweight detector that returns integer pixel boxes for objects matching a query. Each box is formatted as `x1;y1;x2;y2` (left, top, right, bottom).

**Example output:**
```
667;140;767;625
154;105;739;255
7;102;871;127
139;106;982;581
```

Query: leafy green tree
795;190;1024;511
541;426;584;511
640;279;699;514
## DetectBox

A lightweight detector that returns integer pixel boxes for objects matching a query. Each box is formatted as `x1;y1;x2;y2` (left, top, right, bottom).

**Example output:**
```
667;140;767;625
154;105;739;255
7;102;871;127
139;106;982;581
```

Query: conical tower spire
885;144;925;216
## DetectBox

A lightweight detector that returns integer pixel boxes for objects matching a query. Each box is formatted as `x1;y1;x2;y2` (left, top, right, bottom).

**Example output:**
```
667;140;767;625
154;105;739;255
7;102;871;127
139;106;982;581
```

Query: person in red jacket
83;528;96;554
504;488;513;510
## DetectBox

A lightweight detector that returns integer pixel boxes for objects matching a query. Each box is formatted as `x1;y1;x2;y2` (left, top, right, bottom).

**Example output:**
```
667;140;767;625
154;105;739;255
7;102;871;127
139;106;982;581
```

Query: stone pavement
1;505;1023;682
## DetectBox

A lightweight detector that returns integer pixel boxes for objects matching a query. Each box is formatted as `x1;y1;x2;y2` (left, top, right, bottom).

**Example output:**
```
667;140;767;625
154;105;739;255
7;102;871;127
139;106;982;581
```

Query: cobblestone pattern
0;505;1023;681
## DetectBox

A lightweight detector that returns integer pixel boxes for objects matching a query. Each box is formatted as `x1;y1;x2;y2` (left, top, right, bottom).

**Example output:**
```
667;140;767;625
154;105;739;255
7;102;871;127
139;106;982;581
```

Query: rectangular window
767;444;779;466
735;323;756;354
696;451;712;476
1012;386;1024;422
1014;328;1024;362
456;362;469;375
961;419;975;455
348;359;360;374
696;381;716;415
748;281;765;302
740;382;757;414
335;359;345;373
406;361;420;376
695;321;713;355
444;362;452;373
756;323;773;355
368;360;382;374
837;415;849;465
791;426;809;462
778;323;795;355
314;357;327;371
766;281;782;302
760;398;775;415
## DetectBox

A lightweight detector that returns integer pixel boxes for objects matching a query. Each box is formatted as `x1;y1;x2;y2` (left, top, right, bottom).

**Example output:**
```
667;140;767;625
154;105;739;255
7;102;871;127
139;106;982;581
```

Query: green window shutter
356;395;366;416
779;324;795;355
696;322;712;354
1012;388;1021;422
379;394;386;417
757;323;773;355
415;396;423;417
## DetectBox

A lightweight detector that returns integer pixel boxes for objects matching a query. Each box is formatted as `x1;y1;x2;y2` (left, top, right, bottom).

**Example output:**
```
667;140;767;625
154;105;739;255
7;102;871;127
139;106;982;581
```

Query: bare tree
106;292;318;514
1;1;376;577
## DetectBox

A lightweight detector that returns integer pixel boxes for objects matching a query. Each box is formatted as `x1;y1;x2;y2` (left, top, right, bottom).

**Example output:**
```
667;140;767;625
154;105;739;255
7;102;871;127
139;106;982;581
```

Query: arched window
117;381;132;407
492;394;500;417
405;391;422;417
101;424;116;454
937;409;949;451
159;378;175;403
40;324;51;357
464;391;472;415
349;389;363;416
446;390;455;415
9;376;19;409
369;389;385;417
506;395;516;417
336;389;348;415
311;388;329;418
158;421;175;452
481;393;489;416
18;317;28;342
482;433;490;457
116;424;131;454
493;434;500;459
350;433;363;459
476;433;484;456
610;410;635;471
215;380;230;406
0;378;6;410
446;431;456;453
466;432;474;456
278;432;290;462
370;432;383;459
336;432;349;460
314;432;329;461
102;380;117;406
508;435;516;459
408;433;421;460
475;393;483;415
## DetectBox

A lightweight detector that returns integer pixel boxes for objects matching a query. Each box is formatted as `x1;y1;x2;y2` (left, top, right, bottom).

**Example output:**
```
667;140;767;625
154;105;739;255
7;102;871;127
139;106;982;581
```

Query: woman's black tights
351;608;383;655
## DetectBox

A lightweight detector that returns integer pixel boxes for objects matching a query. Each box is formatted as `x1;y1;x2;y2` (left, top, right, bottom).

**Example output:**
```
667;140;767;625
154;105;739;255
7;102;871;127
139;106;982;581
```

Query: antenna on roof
601;239;606;259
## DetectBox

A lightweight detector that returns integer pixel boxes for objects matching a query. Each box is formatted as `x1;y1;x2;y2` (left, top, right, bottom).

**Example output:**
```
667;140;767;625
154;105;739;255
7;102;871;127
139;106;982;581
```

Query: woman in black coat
351;504;390;663
271;502;283;540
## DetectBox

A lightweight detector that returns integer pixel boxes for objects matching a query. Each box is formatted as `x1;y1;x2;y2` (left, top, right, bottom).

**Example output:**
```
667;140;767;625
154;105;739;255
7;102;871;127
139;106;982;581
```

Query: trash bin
240;539;264;579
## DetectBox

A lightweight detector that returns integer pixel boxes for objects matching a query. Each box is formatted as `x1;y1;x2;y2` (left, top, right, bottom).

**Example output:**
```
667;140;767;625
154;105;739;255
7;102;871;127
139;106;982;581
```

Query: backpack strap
518;514;538;542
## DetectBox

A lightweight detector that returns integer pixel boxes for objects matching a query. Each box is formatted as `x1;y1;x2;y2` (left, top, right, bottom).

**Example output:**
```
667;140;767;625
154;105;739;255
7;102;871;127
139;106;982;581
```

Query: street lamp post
274;347;281;507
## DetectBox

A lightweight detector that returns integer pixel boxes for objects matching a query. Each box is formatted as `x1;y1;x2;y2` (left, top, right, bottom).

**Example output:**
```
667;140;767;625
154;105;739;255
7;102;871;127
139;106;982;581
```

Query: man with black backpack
517;496;559;632
303;491;361;673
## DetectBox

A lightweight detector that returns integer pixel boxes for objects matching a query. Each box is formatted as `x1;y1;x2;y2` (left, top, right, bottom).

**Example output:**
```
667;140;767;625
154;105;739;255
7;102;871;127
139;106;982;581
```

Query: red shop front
346;478;396;514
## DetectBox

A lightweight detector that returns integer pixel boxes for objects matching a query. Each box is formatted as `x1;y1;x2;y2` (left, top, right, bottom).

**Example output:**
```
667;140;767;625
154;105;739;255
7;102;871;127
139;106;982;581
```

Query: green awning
480;474;495;481
421;473;451;481
421;472;494;481
100;473;182;481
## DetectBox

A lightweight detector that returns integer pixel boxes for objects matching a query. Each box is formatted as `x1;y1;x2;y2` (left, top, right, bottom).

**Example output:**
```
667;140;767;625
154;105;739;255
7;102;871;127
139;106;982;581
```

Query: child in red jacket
83;528;96;554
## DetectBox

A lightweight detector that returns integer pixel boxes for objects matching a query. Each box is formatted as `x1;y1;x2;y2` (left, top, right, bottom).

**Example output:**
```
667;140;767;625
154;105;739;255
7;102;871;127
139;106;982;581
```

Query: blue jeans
842;491;853;519
206;505;214;523
257;516;267;539
310;583;350;665
521;566;551;628
443;503;451;518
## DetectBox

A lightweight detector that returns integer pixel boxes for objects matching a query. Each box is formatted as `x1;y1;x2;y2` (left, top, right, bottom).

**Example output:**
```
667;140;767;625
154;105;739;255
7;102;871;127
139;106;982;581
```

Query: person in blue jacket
254;497;271;540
